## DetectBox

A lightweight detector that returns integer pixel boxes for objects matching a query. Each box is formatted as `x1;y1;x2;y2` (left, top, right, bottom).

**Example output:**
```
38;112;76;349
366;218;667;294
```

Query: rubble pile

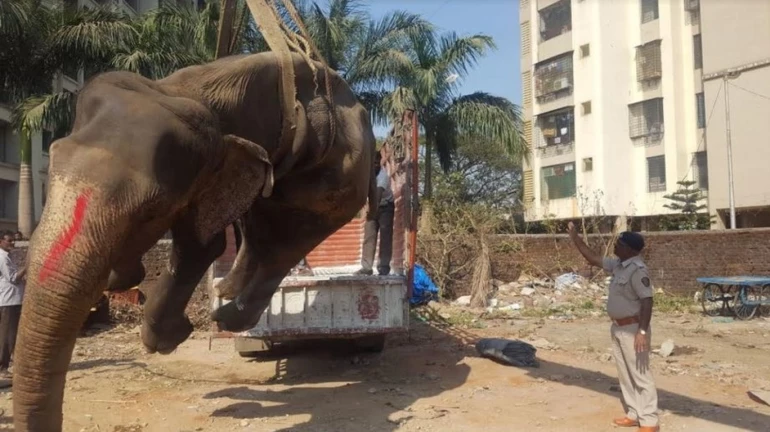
454;273;610;318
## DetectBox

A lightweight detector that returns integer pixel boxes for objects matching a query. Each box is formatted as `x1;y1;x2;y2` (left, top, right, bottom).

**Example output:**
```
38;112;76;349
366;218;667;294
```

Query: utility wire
728;81;770;102
679;80;724;183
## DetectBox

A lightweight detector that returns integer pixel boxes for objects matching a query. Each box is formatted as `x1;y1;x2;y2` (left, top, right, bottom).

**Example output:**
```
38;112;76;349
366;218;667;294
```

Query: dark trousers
362;202;395;275
0;305;21;370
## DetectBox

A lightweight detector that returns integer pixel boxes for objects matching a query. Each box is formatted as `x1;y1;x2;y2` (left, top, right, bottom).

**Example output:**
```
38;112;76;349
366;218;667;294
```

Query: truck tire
353;335;386;353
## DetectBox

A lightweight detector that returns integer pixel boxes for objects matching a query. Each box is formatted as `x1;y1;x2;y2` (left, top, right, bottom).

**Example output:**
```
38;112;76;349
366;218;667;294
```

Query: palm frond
0;0;30;35
356;90;391;127
49;6;137;61
436;32;494;79
11;91;78;136
445;92;528;164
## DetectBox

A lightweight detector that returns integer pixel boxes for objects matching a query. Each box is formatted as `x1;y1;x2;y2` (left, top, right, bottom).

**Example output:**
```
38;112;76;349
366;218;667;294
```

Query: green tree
377;29;527;200
660;180;713;231
1;0;135;236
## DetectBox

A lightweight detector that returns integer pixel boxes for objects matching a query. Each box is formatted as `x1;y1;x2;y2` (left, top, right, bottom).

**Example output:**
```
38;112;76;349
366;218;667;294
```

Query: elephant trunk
13;186;112;432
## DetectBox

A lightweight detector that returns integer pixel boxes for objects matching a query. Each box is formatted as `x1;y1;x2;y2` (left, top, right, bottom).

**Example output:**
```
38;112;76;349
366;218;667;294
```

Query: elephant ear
191;134;274;243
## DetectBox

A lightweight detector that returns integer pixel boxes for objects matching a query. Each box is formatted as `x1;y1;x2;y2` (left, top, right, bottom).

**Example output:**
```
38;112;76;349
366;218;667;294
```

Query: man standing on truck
567;222;659;432
356;150;394;276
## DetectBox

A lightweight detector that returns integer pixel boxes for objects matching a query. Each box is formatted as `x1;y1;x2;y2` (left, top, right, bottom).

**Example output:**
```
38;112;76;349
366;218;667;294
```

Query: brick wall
418;228;770;297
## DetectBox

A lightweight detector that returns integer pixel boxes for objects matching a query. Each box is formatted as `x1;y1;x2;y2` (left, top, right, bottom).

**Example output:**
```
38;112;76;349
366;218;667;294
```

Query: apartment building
699;0;770;229
519;0;706;228
0;0;194;232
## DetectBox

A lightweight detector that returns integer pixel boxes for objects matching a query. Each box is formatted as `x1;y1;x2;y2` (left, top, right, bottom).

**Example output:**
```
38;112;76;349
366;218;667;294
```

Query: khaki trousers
611;322;659;427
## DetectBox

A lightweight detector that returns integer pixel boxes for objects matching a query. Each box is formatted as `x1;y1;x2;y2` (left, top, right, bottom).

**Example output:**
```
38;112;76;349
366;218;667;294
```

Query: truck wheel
235;337;272;358
353;335;386;353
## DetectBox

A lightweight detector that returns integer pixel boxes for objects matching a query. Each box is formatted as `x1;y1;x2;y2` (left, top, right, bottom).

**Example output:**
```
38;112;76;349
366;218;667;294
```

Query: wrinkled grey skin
13;52;378;431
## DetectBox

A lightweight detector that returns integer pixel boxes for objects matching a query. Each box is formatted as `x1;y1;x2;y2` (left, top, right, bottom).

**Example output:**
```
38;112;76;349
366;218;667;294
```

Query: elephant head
12;71;272;431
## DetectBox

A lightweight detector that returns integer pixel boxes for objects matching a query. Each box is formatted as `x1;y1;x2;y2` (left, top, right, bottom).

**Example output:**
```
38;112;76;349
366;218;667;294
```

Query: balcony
636;40;662;83
534;53;573;109
534;107;575;158
540;161;576;201
539;0;571;43
628;97;664;147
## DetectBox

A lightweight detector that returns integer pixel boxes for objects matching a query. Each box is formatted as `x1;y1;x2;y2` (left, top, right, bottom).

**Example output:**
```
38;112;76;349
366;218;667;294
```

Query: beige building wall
700;0;770;229
520;0;706;224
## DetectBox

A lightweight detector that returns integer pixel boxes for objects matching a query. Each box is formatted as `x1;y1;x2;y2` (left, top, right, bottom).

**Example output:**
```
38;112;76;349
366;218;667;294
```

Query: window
641;0;659;24
536;107;574;148
541;162;576;200
693;34;702;69
534;53;573;102
581;101;592;115
636;40;662;82
647;155;666;192
579;44;590;58
696;92;705;128
583;157;593;172
539;0;572;42
628;98;664;142
693;151;708;189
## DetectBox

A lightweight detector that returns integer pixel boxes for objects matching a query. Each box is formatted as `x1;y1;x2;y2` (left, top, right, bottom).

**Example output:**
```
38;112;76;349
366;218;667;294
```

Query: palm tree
282;0;432;125
377;30;527;200
1;0;135;237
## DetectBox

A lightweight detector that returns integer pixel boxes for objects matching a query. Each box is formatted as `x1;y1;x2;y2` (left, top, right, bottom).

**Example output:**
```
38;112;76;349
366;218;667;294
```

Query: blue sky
366;0;521;137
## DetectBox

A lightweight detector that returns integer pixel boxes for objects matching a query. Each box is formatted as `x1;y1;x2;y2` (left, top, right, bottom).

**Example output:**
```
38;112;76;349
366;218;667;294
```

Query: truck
207;111;420;357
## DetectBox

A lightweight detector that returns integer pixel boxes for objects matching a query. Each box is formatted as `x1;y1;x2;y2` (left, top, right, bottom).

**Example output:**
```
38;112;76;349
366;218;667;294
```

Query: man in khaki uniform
568;222;659;432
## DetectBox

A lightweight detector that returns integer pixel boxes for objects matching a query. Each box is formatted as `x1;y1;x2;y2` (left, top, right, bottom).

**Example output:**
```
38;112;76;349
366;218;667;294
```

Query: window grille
535;53;573;102
692;151;708;190
522;71;533;107
693;34;702;69
647;155;666;192
523;170;534;202
536;107;574;148
696;93;705;128
641;0;659;24
628;98;664;144
541;162;576;200
539;0;572;42
636;40;662;82
521;21;532;55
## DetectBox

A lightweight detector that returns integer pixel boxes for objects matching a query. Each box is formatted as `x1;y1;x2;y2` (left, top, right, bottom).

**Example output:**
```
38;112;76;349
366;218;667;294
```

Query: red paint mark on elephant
38;189;93;283
357;289;380;320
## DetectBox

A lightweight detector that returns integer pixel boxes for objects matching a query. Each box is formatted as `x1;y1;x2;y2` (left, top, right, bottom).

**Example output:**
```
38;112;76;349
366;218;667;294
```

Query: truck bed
213;273;409;340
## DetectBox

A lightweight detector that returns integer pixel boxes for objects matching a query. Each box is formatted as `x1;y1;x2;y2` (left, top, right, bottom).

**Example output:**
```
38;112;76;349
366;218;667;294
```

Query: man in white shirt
0;230;25;376
356;151;395;276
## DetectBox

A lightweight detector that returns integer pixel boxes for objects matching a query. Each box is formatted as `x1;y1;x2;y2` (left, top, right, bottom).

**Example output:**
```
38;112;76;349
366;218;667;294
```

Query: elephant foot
141;316;194;355
211;299;263;333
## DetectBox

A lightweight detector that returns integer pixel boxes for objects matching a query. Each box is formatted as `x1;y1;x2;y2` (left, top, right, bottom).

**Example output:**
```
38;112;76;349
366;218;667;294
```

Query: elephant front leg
141;227;225;354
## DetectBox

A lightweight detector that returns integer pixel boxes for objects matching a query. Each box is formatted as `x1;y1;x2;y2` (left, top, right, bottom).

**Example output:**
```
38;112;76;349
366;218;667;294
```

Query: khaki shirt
603;255;653;319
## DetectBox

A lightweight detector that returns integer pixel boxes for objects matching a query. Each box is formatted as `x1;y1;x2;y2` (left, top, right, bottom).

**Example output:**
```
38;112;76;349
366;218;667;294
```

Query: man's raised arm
567;221;603;268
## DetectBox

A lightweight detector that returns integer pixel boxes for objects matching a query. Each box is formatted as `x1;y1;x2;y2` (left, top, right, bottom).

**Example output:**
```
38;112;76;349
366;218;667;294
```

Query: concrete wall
700;0;770;228
418;228;770;297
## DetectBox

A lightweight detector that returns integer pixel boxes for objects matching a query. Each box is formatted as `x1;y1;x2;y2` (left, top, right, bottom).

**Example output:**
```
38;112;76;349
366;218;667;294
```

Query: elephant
12;51;379;431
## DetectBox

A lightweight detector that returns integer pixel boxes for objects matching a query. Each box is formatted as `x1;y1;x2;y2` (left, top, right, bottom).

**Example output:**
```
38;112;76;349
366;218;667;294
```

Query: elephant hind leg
141;222;226;354
212;205;349;332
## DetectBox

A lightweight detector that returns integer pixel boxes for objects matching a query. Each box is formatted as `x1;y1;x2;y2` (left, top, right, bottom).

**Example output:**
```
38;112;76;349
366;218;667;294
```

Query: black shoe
377;268;391;276
354;268;373;276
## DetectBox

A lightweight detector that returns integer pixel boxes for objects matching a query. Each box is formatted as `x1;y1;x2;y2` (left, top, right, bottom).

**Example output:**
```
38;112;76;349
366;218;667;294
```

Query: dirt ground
1;308;769;432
